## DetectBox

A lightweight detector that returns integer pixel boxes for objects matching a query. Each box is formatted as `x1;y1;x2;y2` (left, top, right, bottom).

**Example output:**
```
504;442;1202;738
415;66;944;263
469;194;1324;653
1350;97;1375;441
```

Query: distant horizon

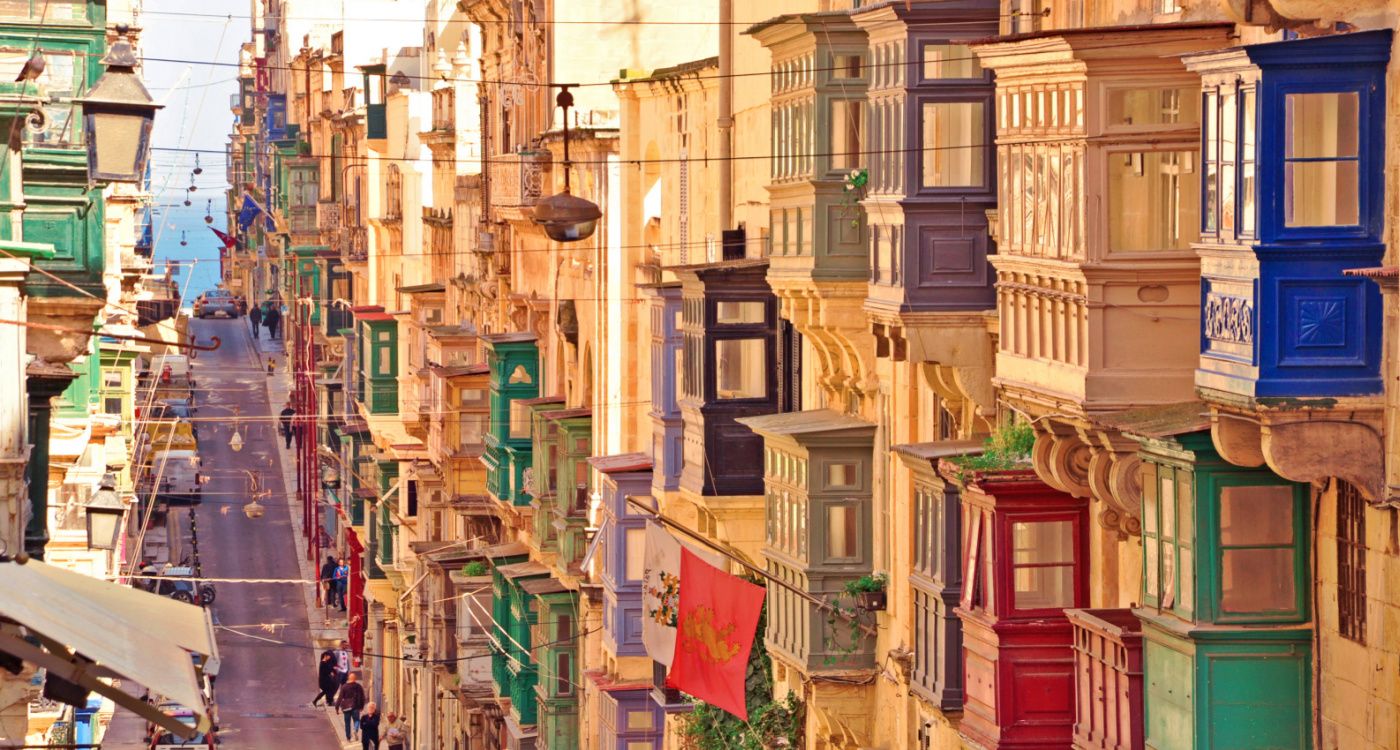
144;0;243;301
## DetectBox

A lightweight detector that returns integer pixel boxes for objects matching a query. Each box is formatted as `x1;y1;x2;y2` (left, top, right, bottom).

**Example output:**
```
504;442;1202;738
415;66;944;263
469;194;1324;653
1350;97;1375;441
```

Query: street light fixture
321;465;341;490
85;474;125;551
533;85;600;243
76;26;162;184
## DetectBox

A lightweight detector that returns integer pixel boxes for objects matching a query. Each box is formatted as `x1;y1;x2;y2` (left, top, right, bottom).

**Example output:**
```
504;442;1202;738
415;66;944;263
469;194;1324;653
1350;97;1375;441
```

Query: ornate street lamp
76;28;162;184
85;474;125;551
533;85;600;243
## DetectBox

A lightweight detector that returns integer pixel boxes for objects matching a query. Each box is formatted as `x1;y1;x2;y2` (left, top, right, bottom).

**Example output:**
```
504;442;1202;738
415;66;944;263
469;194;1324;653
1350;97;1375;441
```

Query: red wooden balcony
1067;608;1143;750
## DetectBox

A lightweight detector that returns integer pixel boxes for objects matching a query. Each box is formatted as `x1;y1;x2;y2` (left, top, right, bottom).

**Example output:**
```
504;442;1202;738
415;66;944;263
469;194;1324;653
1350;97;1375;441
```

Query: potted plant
463;560;489;577
845;573;888;612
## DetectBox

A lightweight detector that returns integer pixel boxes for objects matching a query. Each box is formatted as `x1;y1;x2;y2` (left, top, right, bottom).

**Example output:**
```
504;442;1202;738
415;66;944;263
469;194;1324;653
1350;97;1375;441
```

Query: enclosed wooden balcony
488;151;551;212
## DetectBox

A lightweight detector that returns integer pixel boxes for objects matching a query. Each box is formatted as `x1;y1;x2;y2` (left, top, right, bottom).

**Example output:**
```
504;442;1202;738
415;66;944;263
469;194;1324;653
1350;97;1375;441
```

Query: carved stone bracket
1211;402;1387;504
921;362;993;440
1080;429;1143;539
775;283;876;410
1031;420;1142;537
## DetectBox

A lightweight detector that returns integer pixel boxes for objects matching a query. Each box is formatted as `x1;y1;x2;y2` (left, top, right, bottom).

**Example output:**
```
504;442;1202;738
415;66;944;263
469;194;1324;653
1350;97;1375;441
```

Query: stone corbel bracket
1030;419;1141;538
1211;400;1387;504
775;283;877;408
920;362;993;440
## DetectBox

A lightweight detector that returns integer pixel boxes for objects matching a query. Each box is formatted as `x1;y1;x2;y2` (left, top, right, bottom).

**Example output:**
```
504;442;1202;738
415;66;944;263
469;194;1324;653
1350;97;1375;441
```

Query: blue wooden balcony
1190;30;1390;400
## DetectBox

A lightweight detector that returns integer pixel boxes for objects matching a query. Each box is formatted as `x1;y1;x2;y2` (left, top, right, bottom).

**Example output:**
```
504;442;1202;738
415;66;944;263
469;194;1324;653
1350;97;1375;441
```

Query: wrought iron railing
488;152;550;208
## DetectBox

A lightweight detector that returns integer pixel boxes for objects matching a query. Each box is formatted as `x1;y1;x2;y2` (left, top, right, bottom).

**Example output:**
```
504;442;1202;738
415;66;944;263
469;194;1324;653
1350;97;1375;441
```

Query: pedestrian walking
279;402;296;449
336;672;366;741
312;651;338;707
248;305;262;339
320;555;337;608
264;305;281;339
359;702;381;750
333;640;352;685
384;712;407;750
334;558;350;611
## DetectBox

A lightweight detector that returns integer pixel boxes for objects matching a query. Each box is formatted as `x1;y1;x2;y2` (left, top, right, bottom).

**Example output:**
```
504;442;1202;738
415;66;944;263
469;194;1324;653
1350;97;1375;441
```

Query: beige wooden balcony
487;151;549;210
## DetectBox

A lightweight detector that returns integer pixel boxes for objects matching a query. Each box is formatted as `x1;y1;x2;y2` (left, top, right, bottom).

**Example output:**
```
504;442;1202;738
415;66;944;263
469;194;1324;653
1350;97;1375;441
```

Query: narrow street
183;318;342;748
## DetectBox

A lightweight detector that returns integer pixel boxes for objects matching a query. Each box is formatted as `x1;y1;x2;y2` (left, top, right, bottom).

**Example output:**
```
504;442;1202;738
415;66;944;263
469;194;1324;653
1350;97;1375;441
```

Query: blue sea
151;193;227;304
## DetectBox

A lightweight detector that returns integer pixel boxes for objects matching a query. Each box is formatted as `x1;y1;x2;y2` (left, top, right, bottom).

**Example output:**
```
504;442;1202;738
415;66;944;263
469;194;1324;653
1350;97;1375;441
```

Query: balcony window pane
826;504;857;559
1011;520;1075;610
921;102;985;187
1220;88;1237;234
1108;150;1200;252
1221;548;1295;613
508;400;530;439
1240;88;1257;235
1286;161;1359;227
832;54;862;80
715;301;765;325
826;462;858;489
1219;485;1293;546
922;43;981;79
627;710;654;731
625;527;645;581
459;414;483;447
1014;564;1075;610
1284;92;1360;227
830;100;862;172
715;338;765;399
1204;90;1218;233
1286;92;1359;158
1107;87;1197;128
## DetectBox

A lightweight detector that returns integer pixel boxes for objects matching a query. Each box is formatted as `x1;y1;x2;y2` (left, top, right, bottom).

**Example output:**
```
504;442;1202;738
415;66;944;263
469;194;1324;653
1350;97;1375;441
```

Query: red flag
208;226;237;249
666;547;765;720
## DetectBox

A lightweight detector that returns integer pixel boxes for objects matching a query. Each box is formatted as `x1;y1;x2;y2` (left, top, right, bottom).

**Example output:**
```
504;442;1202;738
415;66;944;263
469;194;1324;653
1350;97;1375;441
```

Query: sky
142;0;245;298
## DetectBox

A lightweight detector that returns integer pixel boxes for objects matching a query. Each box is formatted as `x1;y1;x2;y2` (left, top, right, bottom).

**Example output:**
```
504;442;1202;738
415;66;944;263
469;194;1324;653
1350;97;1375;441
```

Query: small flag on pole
209;226;236;250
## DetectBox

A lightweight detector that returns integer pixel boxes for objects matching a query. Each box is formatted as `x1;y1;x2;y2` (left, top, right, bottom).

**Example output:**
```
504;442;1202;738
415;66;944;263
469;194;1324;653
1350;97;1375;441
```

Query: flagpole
626;496;876;634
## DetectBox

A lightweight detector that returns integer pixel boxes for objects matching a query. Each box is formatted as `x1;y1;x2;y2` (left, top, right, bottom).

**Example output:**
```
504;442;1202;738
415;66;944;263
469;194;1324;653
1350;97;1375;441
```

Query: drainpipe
718;0;733;244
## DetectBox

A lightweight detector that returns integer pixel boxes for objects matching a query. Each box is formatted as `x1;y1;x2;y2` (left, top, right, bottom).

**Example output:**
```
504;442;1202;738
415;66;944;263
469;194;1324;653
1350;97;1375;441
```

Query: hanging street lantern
321;465;341;490
533;85;600;243
76;27;162;184
242;499;265;519
85;474;126;551
228;429;244;452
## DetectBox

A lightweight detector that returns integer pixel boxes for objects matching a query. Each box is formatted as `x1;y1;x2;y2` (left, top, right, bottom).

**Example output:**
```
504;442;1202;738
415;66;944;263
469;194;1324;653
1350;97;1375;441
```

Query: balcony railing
1067;608;1143;750
488;152;550;209
317;202;342;236
344;226;368;262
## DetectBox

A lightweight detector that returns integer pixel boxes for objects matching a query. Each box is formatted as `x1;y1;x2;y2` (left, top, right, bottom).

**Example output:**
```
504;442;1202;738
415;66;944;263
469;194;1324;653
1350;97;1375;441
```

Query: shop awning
0;559;216;738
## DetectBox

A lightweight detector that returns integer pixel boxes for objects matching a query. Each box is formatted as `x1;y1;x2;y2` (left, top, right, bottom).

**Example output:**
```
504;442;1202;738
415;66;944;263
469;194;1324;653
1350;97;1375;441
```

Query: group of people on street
248;301;282;340
314;640;409;749
320;555;350;611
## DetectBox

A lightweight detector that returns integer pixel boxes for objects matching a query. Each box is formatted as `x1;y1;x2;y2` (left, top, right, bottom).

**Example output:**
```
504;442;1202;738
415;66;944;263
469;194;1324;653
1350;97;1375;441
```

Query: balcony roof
1091;401;1208;440
480;331;537;345
516;395;565;407
520;576;571;596
541;407;591;421
891;440;985;464
496;560;550;580
587;452;652;475
429;362;489;378
738;409;875;440
397;282;446;294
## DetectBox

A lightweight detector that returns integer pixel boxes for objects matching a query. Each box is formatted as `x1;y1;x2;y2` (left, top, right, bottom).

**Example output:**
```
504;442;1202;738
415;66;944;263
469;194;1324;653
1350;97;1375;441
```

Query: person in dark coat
279;402;296;449
263;305;282;339
312;651;338;707
336;672;366;741
248;304;262;339
319;555;337;608
359;702;381;750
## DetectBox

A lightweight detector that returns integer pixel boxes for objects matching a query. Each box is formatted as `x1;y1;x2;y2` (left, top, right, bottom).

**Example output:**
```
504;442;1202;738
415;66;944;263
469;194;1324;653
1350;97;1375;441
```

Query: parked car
138;565;215;606
193;289;239;319
147;705;209;749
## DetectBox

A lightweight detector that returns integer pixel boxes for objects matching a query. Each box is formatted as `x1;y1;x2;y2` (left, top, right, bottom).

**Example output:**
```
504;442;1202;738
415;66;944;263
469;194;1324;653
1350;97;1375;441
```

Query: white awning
0;559;214;738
